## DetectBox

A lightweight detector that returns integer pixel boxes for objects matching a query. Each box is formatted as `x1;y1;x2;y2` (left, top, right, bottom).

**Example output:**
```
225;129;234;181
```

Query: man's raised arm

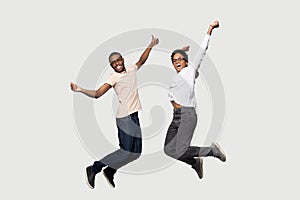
135;35;159;69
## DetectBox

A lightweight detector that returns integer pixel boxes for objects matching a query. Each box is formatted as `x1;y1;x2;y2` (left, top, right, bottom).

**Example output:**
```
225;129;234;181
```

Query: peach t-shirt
105;64;142;118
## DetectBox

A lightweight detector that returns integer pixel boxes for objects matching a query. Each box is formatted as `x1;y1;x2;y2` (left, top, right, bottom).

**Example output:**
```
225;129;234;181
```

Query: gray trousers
164;107;213;166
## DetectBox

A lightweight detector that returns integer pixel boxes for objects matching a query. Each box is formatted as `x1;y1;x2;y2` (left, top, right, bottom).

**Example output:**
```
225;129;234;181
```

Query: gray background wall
0;0;299;199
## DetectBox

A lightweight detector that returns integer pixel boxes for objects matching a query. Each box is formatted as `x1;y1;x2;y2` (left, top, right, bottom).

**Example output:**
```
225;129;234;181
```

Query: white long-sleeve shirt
168;34;210;107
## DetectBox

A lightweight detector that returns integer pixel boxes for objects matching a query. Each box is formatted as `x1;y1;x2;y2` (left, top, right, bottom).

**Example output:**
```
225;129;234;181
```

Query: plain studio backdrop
0;0;299;199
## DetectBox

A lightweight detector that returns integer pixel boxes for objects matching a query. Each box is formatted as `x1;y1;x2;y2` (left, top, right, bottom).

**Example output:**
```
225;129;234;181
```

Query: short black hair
171;49;188;62
108;52;122;63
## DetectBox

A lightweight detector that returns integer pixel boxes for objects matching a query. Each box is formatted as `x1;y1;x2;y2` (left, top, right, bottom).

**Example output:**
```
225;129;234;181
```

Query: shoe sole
198;157;203;179
213;142;226;162
85;168;94;189
193;157;204;179
103;171;115;188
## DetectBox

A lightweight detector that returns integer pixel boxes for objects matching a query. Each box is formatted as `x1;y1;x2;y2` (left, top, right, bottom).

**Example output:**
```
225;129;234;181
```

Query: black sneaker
86;166;96;189
211;143;226;162
103;167;116;188
192;157;203;179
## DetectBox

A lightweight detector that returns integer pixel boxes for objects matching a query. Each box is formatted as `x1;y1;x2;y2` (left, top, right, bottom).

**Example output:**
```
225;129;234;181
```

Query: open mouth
176;64;181;68
115;65;122;71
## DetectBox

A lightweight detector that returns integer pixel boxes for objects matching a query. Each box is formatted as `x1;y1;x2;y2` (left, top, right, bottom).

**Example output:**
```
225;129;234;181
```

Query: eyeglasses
172;57;186;63
110;57;123;66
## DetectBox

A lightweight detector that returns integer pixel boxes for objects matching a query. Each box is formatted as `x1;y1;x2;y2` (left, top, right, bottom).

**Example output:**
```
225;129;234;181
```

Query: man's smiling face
109;53;125;73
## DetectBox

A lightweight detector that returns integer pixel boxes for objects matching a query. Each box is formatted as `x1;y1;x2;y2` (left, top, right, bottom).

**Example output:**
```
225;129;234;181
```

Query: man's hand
149;35;159;48
207;20;220;35
210;20;219;29
181;45;190;52
70;82;81;92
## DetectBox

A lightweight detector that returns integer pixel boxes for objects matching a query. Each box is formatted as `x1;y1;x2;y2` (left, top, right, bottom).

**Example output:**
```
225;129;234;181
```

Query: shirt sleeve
191;34;211;70
126;64;138;72
132;64;138;71
105;74;116;87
